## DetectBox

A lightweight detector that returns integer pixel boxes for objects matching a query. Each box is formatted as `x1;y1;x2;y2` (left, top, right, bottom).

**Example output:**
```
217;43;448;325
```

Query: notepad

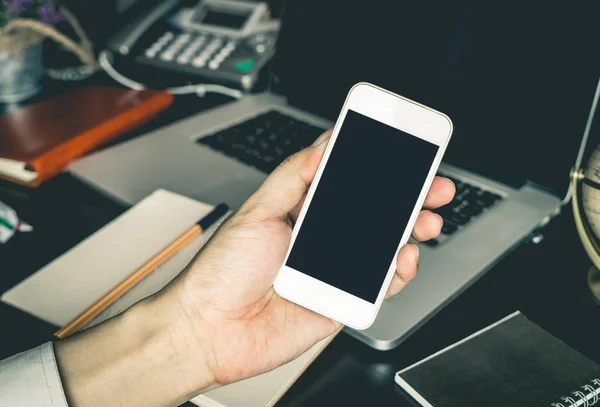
0;86;173;187
395;311;600;407
2;189;215;327
1;189;337;407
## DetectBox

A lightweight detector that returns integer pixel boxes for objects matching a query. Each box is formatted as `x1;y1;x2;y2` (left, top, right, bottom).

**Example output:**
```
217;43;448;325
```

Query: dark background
274;1;600;196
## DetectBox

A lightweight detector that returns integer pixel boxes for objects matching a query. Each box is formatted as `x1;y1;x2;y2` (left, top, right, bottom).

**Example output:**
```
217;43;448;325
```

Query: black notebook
395;311;600;406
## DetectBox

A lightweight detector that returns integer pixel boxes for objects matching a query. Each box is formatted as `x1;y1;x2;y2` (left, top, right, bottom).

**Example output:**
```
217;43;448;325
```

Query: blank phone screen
285;109;439;303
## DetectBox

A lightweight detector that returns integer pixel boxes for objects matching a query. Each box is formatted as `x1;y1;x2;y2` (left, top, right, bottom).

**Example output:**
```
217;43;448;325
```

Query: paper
1;188;338;407
1;189;214;326
83;223;224;331
191;333;338;407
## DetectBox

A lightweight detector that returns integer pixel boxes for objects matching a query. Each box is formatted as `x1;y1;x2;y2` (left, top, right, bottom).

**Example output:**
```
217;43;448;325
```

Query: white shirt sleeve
0;342;69;407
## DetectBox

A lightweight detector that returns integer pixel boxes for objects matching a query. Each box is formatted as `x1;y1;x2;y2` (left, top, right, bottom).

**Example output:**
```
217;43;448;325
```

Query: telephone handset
106;0;280;91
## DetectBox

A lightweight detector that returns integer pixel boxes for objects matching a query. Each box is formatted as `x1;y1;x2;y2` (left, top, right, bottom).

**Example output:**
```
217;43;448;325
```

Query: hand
172;129;456;386
54;129;455;407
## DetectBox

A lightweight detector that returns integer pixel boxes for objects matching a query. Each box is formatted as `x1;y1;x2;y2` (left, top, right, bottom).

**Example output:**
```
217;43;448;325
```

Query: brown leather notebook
0;86;173;187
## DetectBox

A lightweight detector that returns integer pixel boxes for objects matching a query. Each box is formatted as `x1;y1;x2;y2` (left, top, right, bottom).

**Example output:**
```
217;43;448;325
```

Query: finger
386;244;419;298
289;193;307;223
312;129;333;147
411;210;443;242
423;177;455;209
243;129;333;220
288;130;333;222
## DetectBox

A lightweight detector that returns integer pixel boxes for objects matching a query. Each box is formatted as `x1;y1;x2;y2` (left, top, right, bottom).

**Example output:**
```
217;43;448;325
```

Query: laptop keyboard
197;111;503;247
197;110;326;173
426;172;504;247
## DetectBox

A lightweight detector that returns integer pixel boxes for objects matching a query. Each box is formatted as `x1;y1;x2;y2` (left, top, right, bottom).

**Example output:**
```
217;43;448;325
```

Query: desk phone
108;0;280;90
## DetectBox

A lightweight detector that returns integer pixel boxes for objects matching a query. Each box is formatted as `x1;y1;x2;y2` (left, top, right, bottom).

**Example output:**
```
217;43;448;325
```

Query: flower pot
0;29;45;103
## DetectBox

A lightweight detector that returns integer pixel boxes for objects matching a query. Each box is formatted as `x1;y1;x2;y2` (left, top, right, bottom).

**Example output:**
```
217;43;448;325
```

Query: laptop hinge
490;174;526;190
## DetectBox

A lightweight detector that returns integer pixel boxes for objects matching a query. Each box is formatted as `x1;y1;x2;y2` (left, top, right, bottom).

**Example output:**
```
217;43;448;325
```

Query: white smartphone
273;82;453;330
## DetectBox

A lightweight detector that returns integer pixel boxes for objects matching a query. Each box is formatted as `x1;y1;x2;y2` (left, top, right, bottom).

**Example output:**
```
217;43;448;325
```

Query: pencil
54;203;229;339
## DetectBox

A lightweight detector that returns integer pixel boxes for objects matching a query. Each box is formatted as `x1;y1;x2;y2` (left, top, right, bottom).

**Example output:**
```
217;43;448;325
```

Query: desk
2;80;600;407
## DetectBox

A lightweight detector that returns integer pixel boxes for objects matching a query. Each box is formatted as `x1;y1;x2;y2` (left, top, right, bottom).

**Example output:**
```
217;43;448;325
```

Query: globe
582;147;600;239
572;144;600;303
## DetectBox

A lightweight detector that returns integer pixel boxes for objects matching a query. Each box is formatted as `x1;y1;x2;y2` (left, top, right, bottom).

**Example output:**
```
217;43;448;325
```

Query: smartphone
273;82;453;330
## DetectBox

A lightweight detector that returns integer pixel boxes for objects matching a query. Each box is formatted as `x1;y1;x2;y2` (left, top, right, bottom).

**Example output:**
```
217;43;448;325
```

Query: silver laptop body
69;2;598;350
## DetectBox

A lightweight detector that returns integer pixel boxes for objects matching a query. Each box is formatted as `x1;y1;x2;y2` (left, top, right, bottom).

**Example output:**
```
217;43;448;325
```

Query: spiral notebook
395;311;600;407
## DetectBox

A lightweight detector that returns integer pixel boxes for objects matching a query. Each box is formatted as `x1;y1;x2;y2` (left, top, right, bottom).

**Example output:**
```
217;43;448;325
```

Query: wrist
55;289;216;407
136;291;218;397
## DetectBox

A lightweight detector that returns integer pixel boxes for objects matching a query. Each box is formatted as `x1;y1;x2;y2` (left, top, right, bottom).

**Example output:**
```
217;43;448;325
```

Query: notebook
395;311;600;407
1;189;338;407
0;86;173;187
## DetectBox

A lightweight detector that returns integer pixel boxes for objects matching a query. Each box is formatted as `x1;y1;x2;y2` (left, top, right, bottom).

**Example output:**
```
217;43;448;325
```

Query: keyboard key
451;201;469;213
441;222;458;235
455;188;472;201
426;174;506;245
449;214;470;226
160;52;175;62
460;204;483;217
192;57;207;67
475;190;500;207
196;111;326;174
423;239;439;247
436;207;471;226
446;198;462;210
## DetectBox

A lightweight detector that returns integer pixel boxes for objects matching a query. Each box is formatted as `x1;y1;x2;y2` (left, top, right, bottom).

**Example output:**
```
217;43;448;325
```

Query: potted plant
0;0;95;103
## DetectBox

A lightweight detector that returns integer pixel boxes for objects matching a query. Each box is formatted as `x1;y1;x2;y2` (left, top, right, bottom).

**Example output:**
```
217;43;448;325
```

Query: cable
98;50;243;99
47;64;101;82
98;51;145;90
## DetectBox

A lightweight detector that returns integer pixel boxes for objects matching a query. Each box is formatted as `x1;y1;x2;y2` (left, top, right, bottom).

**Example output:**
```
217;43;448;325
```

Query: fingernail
411;243;420;261
312;132;331;147
443;177;456;191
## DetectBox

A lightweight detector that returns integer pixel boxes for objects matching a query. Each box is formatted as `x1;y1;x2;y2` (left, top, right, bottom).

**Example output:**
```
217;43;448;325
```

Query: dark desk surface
2;77;600;407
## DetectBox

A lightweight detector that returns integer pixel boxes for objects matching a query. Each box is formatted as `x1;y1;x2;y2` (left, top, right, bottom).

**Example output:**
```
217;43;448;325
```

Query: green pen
0;215;14;230
0;201;33;244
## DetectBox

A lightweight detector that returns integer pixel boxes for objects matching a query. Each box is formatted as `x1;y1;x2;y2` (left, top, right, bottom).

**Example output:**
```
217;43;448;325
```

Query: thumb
244;129;332;220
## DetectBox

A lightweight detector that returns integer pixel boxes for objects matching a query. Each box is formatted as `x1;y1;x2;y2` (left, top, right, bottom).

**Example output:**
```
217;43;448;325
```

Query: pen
54;203;230;339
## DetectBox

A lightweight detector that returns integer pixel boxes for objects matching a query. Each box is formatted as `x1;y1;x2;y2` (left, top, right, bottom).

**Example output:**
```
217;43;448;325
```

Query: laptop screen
272;1;600;196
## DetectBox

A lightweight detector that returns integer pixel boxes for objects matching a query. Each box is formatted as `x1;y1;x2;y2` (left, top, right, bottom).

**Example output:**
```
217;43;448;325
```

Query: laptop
69;2;600;350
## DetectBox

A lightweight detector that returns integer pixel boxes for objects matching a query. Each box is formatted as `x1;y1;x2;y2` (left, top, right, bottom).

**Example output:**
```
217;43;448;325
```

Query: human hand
54;129;455;407
170;129;456;387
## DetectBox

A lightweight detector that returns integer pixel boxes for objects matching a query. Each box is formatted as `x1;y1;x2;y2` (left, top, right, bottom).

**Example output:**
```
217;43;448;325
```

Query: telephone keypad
156;35;234;69
137;29;277;90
